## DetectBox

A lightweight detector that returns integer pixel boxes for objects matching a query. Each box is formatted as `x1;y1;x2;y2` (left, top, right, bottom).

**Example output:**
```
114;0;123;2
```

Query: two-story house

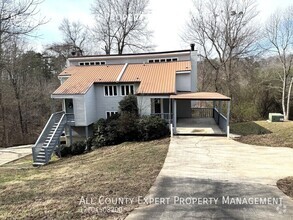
32;45;231;165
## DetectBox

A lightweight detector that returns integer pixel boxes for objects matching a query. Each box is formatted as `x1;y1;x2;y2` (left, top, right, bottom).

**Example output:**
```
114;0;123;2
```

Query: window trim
120;84;135;96
104;85;118;97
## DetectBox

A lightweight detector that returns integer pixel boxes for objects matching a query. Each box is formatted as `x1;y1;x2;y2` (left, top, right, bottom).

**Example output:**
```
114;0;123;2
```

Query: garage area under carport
170;92;231;136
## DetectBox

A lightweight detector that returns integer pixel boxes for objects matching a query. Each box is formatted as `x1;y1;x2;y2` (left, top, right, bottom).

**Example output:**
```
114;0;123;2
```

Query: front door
65;99;74;114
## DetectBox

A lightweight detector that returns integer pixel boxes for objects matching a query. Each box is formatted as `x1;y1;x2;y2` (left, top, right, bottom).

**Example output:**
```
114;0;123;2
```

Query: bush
91;96;170;148
71;141;87;155
55;141;86;158
92;118;123;147
55;144;72;158
118;112;139;141
119;94;138;116
138;115;170;141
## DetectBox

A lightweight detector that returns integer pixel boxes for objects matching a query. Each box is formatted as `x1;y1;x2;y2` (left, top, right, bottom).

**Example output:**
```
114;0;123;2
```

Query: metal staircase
32;111;70;166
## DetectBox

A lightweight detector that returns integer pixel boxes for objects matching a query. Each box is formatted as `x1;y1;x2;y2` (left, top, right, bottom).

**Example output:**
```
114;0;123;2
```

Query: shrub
138;115;170;141
55;144;72;158
118;112;139;141
92;118;123;147
71;141;86;155
119;94;138;116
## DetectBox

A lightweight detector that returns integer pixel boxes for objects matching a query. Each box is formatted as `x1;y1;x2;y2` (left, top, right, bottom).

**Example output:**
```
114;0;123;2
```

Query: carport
170;92;231;137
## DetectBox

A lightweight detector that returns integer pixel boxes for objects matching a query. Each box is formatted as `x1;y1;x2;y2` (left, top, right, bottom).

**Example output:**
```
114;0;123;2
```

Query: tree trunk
282;71;287;118
285;77;293;121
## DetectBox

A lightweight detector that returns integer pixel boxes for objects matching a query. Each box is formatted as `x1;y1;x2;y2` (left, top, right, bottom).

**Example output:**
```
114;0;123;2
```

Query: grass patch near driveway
0;138;169;220
277;177;293;199
231;120;293;148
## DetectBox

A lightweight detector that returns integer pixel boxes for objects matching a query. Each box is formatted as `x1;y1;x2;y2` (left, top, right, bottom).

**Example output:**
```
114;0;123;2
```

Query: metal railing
192;108;214;118
213;108;227;133
32;112;75;164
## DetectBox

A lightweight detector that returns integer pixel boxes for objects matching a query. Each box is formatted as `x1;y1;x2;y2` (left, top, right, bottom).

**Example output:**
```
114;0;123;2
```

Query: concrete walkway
126;136;293;220
0;145;32;166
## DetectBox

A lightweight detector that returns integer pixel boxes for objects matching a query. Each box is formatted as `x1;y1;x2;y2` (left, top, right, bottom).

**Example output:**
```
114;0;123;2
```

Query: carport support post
227;101;230;138
173;99;177;134
85;126;89;151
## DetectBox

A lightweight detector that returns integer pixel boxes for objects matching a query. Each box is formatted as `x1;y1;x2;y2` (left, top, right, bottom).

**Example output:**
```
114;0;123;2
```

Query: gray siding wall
176;74;191;92
177;100;192;118
95;83;139;119
72;95;86;125
190;50;197;92
95;85;122;119
84;86;97;125
68;53;190;66
137;96;151;115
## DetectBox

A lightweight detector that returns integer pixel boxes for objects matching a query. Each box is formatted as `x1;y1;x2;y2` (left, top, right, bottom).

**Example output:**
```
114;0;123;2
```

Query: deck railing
192;108;214;118
213;108;227;133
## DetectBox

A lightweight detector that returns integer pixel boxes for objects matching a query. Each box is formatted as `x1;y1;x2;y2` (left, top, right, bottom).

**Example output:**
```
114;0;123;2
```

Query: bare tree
264;6;293;121
0;0;46;147
92;0;153;54
59;18;89;56
183;0;259;96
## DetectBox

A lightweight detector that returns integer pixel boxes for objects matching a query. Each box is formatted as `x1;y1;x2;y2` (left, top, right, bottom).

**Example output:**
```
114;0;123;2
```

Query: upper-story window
148;57;178;63
79;61;106;66
104;85;118;96
106;111;118;119
121;85;134;96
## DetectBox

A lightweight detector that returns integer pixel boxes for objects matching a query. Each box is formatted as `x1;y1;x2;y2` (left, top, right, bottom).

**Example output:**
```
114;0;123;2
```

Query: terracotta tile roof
53;61;191;95
121;61;191;94
53;65;124;94
170;92;231;100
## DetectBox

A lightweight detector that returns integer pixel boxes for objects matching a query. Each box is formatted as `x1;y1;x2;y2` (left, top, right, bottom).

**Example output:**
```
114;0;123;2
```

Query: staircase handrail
44;113;66;149
33;111;65;149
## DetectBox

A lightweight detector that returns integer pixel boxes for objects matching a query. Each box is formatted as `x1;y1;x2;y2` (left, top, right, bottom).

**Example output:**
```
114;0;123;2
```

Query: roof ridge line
116;63;128;82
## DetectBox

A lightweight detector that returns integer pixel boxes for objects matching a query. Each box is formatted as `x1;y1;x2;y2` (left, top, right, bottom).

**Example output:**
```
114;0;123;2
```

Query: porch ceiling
170;92;230;101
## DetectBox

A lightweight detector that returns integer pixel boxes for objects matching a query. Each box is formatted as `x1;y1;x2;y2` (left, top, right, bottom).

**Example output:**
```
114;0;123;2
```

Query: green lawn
0;138;170;219
231;120;293;148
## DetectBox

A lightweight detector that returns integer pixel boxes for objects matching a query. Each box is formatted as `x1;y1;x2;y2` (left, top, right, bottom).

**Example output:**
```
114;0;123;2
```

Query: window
121;85;134;96
106;111;118;119
147;57;178;63
104;85;118;96
78;61;107;66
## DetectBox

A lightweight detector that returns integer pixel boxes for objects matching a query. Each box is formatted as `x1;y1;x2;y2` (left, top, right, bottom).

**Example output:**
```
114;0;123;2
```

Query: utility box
269;113;284;122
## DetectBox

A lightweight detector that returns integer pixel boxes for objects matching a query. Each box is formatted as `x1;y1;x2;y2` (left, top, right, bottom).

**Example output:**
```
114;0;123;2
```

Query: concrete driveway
0;145;32;166
126;136;293;220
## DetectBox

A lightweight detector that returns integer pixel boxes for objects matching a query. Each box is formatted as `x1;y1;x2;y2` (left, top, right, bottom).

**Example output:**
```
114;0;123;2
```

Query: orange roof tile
170;92;230;100
121;61;191;94
53;65;124;94
53;61;191;95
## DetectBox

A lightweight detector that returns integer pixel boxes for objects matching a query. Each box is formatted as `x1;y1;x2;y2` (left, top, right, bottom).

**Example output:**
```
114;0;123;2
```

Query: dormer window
78;61;107;66
148;57;178;63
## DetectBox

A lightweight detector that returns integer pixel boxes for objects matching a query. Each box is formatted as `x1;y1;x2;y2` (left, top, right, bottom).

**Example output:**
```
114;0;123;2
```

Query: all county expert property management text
79;196;283;206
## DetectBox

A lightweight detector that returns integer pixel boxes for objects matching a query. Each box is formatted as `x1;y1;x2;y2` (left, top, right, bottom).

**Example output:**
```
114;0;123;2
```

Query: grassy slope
231;120;293;148
0;138;170;220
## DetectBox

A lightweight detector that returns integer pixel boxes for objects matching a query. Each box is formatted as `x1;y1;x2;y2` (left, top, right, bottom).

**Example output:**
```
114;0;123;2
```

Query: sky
33;0;293;53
